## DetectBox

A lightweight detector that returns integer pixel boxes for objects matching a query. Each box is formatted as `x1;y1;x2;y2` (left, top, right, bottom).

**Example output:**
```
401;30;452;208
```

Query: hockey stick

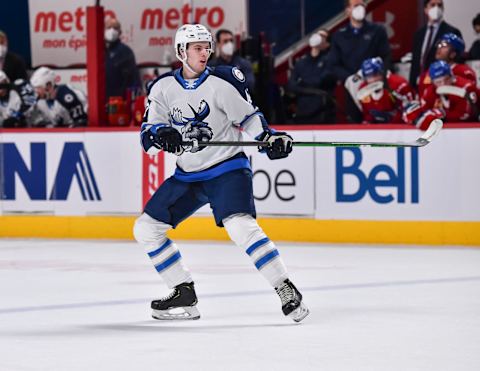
182;119;443;149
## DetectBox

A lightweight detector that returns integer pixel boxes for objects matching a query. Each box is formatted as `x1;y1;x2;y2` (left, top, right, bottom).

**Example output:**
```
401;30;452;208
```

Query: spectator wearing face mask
327;0;391;122
0;30;28;82
208;29;255;91
104;17;141;100
409;0;462;88
287;30;336;123
468;14;480;60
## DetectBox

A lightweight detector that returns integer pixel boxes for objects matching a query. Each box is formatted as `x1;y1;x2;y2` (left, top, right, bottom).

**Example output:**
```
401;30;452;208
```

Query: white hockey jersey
0;89;21;126
36;84;88;127
141;66;268;182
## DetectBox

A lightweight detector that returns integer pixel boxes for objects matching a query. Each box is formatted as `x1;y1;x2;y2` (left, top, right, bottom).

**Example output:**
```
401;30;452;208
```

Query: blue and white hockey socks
224;214;289;287
133;213;192;288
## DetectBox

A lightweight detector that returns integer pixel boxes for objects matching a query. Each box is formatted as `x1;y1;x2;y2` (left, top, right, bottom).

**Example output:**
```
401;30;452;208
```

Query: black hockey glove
257;131;293;160
154;127;184;155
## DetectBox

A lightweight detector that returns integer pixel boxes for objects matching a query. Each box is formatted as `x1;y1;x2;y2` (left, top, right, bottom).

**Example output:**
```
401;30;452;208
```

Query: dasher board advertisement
28;0;247;67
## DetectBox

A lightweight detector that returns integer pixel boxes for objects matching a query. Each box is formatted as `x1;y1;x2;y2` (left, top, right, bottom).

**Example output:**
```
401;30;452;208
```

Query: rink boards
0;125;479;245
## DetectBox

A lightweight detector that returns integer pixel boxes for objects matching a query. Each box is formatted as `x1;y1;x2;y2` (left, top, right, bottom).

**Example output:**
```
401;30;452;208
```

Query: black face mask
0;83;10;90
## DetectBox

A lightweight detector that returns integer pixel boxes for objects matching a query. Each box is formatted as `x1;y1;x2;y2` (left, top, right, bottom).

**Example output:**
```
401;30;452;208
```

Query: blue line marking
1;276;480;315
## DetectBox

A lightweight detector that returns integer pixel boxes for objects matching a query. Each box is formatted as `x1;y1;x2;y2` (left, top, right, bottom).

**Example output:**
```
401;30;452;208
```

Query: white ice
0;239;479;371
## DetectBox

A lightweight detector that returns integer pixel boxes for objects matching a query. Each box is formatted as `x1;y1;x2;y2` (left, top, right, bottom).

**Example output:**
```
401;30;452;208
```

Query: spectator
358;57;415;124
327;0;391;122
0;30;28;82
405;61;478;128
104;17;141;99
287;30;336;123
208;29;255;90
418;33;476;96
30;67;88;127
0;70;23;127
409;0;461;88
468;13;480;60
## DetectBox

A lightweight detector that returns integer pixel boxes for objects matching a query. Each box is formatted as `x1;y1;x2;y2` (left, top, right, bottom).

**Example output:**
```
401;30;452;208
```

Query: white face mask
0;44;7;58
352;5;366;22
221;41;234;56
105;28;119;42
428;6;443;22
309;34;322;48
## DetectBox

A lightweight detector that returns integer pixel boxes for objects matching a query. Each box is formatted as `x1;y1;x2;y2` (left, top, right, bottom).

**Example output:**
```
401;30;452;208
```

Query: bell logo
335;147;419;204
1;142;101;201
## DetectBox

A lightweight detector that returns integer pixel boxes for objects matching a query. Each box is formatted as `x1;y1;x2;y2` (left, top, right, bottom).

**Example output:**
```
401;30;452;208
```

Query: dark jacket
327;21;391;82
105;40;141;98
208;54;255;91
288;51;336;122
1;51;28;82
409;21;462;87
469;40;480;60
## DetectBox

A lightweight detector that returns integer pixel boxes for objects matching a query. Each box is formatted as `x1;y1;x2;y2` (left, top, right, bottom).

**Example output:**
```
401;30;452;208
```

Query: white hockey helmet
0;70;9;84
174;24;214;70
30;66;57;88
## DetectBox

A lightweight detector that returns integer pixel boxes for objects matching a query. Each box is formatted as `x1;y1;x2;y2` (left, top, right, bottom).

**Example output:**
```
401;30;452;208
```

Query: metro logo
141;5;225;30
335;147;419;204
34;8;116;33
33;5;225;33
1;142;101;201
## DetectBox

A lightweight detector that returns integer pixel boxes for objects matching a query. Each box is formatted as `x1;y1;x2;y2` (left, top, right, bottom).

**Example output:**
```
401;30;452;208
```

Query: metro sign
0;142;101;201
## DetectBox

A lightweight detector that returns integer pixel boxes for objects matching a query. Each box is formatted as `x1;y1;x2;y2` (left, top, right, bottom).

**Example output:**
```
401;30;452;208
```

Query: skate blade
288;302;309;323
152;306;200;321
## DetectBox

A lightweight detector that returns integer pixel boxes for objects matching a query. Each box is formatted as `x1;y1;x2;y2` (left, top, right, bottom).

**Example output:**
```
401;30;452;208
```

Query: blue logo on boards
335;147;419;204
0;142;101;201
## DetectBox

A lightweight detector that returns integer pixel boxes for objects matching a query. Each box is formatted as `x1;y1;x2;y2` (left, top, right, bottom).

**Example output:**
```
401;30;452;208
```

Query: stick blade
417;119;443;146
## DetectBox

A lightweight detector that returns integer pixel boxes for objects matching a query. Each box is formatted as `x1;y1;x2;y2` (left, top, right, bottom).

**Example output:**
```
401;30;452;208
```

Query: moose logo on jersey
169;100;214;153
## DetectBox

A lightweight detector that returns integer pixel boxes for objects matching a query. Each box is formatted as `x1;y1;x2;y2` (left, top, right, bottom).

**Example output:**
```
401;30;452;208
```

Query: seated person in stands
287;29;336;124
404;61;478;128
468;13;480;60
30;67;88;127
208;29;255;91
357;57;415;123
0;70;23;127
418;33;476;96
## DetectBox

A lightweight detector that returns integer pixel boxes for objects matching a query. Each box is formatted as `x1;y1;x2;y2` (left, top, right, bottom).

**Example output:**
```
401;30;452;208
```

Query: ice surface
1;239;479;371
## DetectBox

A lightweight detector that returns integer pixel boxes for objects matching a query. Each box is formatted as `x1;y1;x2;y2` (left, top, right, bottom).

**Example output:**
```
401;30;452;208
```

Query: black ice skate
151;281;200;320
275;279;309;322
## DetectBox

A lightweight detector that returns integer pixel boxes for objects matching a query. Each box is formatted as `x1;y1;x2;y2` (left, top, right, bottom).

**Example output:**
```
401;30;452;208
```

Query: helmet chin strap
182;55;198;75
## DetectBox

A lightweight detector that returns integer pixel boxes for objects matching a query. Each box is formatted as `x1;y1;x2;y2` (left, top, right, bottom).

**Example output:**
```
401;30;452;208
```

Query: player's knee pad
133;213;171;245
223;213;267;250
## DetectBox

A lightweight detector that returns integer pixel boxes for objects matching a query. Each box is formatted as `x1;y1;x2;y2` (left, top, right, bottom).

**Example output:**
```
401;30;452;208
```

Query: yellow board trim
0;216;479;246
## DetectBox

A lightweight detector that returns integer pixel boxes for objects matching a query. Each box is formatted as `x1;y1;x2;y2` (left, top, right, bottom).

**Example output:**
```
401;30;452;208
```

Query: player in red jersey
418;33;477;97
405;61;478;129
357;57;415;123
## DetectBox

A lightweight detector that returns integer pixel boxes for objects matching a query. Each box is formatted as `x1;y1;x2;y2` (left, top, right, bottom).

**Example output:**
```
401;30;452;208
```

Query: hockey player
404;61;478;128
133;24;309;322
417;33;477;97
30;67;88;127
357;57;415;123
0;70;23;127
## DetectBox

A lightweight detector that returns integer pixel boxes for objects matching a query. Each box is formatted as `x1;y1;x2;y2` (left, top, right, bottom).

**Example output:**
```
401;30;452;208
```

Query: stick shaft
180;120;442;149
182;140;428;148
